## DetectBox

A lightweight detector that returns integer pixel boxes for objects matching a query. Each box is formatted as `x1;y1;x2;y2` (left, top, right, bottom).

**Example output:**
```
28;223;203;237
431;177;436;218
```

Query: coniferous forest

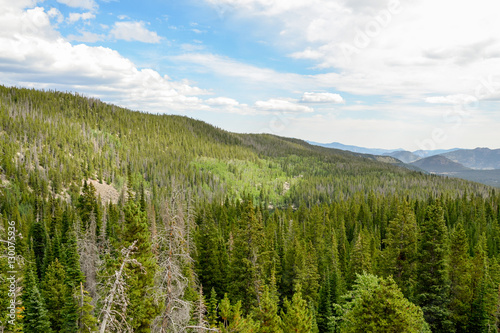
2;85;500;332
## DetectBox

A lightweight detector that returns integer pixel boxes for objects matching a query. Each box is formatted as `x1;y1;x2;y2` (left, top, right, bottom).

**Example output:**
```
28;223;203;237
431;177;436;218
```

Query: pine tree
62;230;84;286
340;273;430;333
219;293;260;333
415;203;454;333
348;231;372;285
468;235;491;332
228;197;264;312
448;222;472;333
382;201;418;298
281;285;315;333
121;198;159;332
22;268;52;333
41;258;68;332
207;287;219;328
252;285;282;333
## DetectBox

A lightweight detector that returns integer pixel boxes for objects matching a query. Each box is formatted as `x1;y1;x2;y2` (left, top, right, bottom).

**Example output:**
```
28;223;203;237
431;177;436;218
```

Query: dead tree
98;240;141;333
78;211;100;304
151;189;196;333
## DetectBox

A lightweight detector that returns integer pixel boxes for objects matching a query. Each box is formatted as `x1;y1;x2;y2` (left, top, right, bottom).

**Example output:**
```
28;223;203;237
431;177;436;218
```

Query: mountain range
309;142;500;188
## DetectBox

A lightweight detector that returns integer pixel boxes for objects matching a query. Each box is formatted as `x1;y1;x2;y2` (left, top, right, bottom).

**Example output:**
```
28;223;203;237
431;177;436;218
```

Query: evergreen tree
339;273;430;333
415;204;454;333
281;285;315;333
252;285;282;333
207;287;219;328
382;201;418;298
41;258;68;332
448;222;472;333
348;231;372;285
121;198;159;332
219;293;260;333
228;197;264;312
22;268;52;333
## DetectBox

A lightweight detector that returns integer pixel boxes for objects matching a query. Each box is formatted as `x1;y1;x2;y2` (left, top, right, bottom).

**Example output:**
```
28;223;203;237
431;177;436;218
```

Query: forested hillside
1;86;500;332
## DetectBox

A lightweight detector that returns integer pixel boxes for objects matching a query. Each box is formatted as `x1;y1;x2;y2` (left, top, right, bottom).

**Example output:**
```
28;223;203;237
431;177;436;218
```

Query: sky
1;0;499;150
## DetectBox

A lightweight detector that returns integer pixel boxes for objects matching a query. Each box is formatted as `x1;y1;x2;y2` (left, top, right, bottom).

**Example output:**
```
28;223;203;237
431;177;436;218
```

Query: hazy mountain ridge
410;155;471;174
308;141;500;188
441;148;500;170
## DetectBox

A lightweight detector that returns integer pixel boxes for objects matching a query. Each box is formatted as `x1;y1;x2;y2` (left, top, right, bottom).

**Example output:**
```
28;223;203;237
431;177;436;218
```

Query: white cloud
206;97;239;106
47;8;63;23
0;4;210;114
255;98;313;113
67;12;95;24
110;21;163;43
67;30;105;42
56;0;97;11
171;53;317;91
301;92;344;103
425;94;478;105
180;43;205;52
203;0;500;100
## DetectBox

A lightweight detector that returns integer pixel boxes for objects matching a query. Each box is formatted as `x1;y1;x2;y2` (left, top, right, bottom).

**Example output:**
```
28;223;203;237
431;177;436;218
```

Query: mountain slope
307;141;401;155
441;148;500;170
410;155;470;174
0;85;493;207
384;150;421;164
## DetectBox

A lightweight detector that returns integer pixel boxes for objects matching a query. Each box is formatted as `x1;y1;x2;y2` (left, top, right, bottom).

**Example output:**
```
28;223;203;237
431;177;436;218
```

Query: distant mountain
307;141;402;156
410;155;470;174
383;150;421;164
307;141;460;160
441;148;500;170
413;148;460;158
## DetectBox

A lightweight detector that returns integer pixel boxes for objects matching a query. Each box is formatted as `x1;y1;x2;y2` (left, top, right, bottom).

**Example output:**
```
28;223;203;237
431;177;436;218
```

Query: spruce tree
448;222;472;333
121;198;159;332
23;268;52;333
415;203;454;333
348;231;372;285
207;287;219;328
41;258;68;332
382;201;418;298
252;285;282;333
281;285;315;333
340;273;430;333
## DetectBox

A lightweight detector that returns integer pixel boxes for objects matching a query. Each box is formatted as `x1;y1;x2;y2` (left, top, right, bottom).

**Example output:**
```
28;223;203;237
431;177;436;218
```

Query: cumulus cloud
255;98;313;113
203;0;500;100
110;21;163;43
47;8;63;23
425;94;478;105
301;92;344;103
0;3;209;113
206;97;239;106
66;30;105;42
67;12;95;23
56;0;97;11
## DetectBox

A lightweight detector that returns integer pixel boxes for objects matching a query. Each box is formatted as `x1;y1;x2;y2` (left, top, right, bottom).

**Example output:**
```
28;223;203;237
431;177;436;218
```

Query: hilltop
0;85;491;207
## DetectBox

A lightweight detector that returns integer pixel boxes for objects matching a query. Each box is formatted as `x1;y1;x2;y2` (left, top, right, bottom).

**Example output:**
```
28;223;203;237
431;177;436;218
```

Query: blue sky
1;0;499;150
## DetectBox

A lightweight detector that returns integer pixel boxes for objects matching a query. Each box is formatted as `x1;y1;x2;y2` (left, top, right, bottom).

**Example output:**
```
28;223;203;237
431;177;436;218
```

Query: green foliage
281;285;315;333
381;201;418;298
122;199;159;332
219;293;260;333
338;273;430;333
251;285;282;333
2;86;500;332
41;258;68;332
22;268;52;333
415;204;454;332
448;222;472;333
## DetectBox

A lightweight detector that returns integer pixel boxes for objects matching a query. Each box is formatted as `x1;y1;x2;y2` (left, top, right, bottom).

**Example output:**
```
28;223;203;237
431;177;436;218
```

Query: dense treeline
1;85;500;332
